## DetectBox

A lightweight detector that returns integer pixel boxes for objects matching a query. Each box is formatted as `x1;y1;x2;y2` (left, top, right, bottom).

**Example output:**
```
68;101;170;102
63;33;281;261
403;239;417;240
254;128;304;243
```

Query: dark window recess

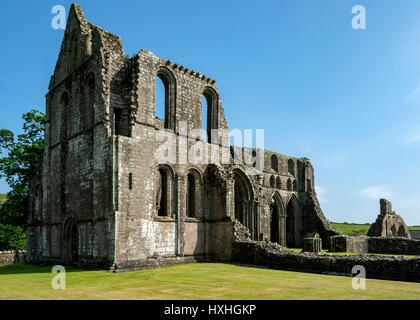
129;173;133;190
307;179;312;192
113;108;130;137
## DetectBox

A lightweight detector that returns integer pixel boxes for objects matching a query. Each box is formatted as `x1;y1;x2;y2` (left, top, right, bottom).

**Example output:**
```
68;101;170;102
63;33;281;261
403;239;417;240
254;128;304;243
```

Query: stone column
279;215;286;247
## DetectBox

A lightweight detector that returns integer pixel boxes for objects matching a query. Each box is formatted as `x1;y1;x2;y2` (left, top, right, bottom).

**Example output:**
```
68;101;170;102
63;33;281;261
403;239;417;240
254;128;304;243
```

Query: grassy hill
1;263;420;300
330;223;371;236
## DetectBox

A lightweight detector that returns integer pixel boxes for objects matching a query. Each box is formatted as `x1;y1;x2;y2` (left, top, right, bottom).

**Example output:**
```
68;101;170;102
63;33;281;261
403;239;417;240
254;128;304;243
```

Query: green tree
0;109;45;250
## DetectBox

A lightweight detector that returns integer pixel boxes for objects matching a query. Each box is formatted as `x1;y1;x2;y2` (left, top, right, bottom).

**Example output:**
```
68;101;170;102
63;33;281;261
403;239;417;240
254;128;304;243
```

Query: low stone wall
330;235;369;253
302;238;322;252
329;235;420;255
368;237;420;255
232;240;420;282
0;251;26;266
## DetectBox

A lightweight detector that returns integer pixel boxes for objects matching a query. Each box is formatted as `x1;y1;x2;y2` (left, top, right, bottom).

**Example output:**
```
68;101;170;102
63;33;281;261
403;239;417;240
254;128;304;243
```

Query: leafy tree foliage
0;110;45;250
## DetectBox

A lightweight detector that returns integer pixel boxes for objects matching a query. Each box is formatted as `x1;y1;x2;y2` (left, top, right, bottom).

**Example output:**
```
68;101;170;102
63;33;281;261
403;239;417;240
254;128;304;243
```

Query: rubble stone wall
233;240;420;282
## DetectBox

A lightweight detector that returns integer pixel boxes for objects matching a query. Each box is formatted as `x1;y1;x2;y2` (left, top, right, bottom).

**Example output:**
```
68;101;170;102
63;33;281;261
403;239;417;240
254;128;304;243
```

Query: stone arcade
26;4;338;271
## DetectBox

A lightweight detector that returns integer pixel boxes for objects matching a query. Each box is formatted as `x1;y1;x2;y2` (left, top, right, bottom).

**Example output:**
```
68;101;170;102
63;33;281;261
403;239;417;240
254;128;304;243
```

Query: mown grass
1;263;420;300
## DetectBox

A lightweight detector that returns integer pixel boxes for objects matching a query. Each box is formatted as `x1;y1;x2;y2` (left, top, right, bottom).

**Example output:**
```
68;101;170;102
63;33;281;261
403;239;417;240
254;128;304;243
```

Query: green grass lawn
1;263;420;300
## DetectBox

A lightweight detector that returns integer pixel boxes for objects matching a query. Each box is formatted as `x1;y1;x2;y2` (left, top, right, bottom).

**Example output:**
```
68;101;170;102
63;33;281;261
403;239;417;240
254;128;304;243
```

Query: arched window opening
252;150;257;168
276;177;281;189
293;180;297;191
287;178;292;191
157;169;167;217
63;218;78;263
288;159;295;176
156;166;175;218
390;224;397;237
202;94;208;142
156;69;176;130
60;92;69;141
397;225;406;237
270;198;279;243
187;174;196;218
233;170;257;240
202;88;219;144
113;108;130;136
69;34;78;73
85;73;95;129
156;75;165;121
269;175;275;188
234;181;244;223
271;155;278;172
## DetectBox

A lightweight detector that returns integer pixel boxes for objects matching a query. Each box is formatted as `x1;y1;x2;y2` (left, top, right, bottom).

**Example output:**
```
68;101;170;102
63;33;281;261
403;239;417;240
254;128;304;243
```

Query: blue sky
1;0;420;225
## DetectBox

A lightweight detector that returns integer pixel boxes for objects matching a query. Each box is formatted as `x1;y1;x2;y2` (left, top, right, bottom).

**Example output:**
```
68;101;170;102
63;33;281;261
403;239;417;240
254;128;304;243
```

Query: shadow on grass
0;263;96;275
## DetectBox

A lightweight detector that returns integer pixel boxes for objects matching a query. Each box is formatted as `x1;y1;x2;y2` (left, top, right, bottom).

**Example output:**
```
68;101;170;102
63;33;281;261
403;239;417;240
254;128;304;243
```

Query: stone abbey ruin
27;4;420;281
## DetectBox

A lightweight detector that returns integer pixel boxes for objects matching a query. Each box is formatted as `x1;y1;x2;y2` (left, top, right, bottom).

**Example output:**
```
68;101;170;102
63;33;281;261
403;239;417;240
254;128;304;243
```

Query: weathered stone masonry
27;4;337;271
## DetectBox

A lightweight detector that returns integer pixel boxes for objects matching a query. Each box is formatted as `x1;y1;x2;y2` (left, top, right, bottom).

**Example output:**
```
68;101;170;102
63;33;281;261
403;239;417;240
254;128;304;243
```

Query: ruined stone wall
113;48;231;266
0;251;26;266
330;235;420;255
28;4;335;271
233;240;420;283
27;4;122;267
329;235;369;253
368;199;411;239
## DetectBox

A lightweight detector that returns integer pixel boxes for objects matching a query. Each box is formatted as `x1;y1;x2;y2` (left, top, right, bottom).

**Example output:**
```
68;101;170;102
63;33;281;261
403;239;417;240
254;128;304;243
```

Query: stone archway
63;218;78;264
233;169;257;240
270;193;285;246
286;196;302;248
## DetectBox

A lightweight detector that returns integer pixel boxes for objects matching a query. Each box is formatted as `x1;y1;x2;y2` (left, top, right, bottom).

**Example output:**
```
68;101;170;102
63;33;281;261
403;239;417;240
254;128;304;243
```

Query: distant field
1;263;420;300
330;223;371;236
331;222;420;235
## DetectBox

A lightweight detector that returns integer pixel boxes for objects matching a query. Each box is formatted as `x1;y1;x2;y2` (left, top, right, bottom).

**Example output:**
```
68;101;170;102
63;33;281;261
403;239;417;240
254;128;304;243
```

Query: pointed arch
287;178;292;191
60;92;69;140
288;159;295;176
68;33;79;73
269;175;275;188
233;168;257;239
276;176;282;189
156;163;176;218
286;194;302;248
186;167;204;219
62;217;78;263
293;179;297;191
270;191;286;245
85;72;95;129
271;155;278;172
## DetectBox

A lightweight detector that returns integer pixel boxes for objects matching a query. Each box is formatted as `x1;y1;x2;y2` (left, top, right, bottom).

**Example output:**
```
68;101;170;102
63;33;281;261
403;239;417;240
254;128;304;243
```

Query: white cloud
359;185;395;200
406;132;420;144
406;82;420;101
315;185;328;203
